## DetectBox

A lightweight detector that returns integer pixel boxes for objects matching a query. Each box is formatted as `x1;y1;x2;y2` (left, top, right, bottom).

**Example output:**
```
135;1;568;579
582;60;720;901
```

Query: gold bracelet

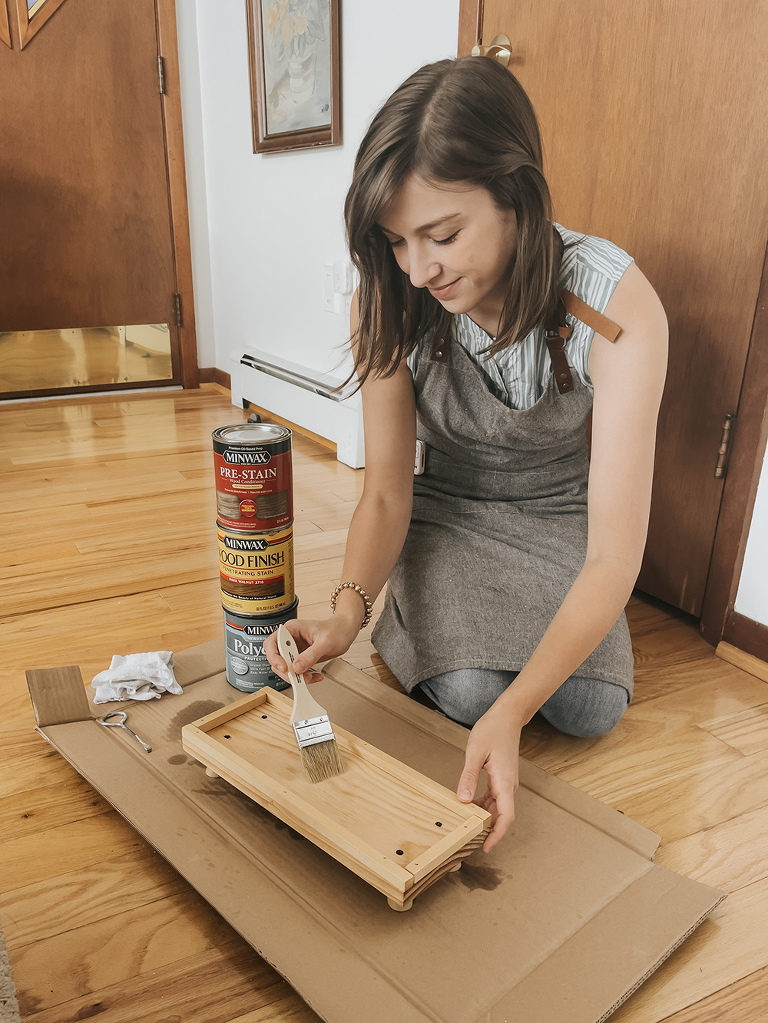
330;582;373;629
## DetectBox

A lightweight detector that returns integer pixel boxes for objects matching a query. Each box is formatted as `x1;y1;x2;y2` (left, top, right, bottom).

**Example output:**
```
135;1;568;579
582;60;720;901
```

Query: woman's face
378;174;517;331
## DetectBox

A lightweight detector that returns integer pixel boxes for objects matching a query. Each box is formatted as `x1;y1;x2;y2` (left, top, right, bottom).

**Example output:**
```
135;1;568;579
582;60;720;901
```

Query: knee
539;678;629;738
417;668;513;727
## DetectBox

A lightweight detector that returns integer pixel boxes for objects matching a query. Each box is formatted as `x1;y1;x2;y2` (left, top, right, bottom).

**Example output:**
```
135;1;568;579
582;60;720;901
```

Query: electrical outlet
333;259;354;295
322;263;334;312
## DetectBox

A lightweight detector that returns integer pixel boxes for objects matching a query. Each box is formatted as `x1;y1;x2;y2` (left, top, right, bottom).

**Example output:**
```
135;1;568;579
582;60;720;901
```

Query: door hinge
173;293;182;327
158;55;166;95
714;413;736;478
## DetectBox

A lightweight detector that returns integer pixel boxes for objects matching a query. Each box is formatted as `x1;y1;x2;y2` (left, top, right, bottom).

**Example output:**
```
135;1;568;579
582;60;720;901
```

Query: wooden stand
182;689;491;910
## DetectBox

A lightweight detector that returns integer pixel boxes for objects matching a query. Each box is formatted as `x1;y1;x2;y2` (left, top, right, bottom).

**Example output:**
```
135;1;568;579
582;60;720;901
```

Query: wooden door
0;0;194;391
461;0;768;617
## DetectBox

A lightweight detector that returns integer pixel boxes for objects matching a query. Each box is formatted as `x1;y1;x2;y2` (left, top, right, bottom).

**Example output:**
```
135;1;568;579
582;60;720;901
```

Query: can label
213;424;293;531
218;523;294;616
224;600;298;692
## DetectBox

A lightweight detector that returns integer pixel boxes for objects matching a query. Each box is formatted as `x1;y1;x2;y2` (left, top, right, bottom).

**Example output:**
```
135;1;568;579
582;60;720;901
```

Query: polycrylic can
218;522;294;616
224;600;299;692
212;423;293;532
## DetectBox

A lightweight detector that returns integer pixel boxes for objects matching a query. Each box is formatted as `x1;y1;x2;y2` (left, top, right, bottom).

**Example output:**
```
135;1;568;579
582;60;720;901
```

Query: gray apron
372;297;635;700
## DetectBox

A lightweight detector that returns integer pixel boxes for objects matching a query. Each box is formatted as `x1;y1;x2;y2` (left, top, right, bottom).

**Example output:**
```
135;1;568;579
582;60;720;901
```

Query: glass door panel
0;323;174;395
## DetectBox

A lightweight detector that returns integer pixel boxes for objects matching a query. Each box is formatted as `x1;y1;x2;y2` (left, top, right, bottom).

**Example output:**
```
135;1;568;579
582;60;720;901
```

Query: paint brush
276;624;344;783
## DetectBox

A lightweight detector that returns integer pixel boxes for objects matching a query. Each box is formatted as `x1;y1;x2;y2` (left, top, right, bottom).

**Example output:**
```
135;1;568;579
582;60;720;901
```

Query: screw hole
396;849;404;856
262;715;268;719
224;735;231;739
435;821;442;827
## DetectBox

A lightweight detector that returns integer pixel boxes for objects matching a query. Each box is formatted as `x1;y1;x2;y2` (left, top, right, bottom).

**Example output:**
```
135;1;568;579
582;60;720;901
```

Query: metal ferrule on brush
293;716;335;748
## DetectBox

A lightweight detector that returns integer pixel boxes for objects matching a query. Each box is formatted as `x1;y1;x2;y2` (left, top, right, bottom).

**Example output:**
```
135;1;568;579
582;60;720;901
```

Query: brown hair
344;56;561;385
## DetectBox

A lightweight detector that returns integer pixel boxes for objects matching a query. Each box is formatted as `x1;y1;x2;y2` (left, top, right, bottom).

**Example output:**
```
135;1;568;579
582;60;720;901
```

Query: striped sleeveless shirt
407;223;633;410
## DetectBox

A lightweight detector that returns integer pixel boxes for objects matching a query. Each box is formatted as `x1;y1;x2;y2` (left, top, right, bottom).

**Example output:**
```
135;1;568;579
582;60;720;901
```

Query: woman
265;56;668;852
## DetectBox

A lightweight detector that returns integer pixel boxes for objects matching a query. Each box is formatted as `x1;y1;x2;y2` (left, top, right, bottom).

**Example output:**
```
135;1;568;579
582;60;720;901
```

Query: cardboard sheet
26;642;725;1023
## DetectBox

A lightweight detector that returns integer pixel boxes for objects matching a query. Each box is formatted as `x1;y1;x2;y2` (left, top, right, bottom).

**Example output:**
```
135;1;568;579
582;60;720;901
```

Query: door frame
699;243;768;648
157;0;198;389
457;0;768;650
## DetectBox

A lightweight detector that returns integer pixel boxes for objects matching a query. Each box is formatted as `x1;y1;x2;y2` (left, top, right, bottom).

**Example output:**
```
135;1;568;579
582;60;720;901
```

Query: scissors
98;711;153;753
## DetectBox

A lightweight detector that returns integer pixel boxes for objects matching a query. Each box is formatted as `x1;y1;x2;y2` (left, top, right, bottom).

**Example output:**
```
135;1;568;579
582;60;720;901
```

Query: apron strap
561;289;622;343
544;294;575;394
544;289;624;394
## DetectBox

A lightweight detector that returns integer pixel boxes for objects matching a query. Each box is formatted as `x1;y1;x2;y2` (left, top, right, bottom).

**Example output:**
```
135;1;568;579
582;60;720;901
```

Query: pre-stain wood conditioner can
212;423;293;531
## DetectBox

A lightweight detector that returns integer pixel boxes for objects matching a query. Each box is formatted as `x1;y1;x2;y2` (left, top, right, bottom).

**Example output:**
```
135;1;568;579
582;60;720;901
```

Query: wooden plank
190;690;269;730
0;778;112;842
225;996;321;1023
659;965;768;1022
0;812;144;891
10;890;245;1015
1;847;187;948
405;815;488;883
699;701;768;756
716;640;768;683
655;804;768;893
12;931;286;1023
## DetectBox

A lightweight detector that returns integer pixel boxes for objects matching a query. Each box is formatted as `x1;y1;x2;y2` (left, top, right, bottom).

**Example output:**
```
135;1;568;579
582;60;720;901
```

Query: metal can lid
216;520;293;540
213;423;291;445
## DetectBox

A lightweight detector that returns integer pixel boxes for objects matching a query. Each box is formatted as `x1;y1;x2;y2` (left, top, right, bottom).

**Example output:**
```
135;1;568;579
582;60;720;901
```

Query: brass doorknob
471;33;511;67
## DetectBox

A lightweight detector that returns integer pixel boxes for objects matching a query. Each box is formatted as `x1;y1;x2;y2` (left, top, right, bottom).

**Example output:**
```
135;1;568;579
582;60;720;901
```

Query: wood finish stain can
223;600;299;692
212;423;293;532
218;522;295;616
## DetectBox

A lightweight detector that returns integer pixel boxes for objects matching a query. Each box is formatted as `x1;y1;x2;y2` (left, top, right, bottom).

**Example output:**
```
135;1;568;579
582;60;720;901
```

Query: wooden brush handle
285;667;330;724
277;625;329;724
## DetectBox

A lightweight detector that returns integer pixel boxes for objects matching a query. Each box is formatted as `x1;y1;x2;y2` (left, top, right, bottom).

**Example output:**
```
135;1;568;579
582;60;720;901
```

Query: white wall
178;0;460;378
735;448;768;627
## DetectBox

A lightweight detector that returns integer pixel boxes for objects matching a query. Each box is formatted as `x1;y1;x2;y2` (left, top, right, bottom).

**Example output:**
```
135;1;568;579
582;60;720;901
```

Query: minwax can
212;423;293;531
224;600;299;692
218;522;294;615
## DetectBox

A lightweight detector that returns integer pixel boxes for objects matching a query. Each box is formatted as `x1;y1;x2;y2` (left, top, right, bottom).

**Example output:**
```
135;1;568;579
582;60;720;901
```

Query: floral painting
261;0;332;135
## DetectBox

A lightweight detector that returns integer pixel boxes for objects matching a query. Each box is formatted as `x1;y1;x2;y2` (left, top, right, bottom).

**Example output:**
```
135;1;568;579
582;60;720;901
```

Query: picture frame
246;0;341;154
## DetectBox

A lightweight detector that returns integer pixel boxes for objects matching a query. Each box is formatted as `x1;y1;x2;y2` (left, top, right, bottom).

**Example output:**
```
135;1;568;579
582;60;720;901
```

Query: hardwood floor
0;385;766;1022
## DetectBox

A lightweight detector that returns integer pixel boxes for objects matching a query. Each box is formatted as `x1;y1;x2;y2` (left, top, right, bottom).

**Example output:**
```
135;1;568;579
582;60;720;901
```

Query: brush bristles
300;738;344;783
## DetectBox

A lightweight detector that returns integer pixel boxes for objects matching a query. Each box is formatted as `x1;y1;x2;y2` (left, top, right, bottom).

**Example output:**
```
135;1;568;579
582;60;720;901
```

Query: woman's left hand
457;706;522;852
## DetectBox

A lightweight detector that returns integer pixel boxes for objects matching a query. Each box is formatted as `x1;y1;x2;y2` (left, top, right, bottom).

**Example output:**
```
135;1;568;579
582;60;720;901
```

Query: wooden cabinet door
462;0;768;616
0;0;183;386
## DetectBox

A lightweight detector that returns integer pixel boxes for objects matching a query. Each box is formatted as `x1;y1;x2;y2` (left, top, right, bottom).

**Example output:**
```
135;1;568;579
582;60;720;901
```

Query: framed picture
246;0;341;154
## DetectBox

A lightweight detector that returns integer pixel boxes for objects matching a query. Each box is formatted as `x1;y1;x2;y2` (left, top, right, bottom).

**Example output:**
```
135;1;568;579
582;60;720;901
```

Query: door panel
475;0;768;614
0;0;180;387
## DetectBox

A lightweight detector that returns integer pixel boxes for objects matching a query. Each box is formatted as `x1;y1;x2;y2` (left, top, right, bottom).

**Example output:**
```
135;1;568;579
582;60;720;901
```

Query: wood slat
14;935;289;1023
659;965;768;1023
10;890;238;1014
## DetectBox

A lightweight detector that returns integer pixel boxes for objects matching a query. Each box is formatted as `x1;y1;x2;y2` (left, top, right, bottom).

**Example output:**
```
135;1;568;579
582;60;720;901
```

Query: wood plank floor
1;385;767;1023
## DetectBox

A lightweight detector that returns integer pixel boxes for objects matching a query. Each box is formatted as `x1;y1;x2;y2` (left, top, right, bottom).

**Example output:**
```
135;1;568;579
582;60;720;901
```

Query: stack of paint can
212;423;299;693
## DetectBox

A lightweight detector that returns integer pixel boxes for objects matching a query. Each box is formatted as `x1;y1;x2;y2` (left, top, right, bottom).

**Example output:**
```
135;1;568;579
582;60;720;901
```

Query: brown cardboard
26;641;725;1023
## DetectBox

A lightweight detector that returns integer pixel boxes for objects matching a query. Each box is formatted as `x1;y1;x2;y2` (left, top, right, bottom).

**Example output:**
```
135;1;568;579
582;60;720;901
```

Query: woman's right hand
263;616;360;684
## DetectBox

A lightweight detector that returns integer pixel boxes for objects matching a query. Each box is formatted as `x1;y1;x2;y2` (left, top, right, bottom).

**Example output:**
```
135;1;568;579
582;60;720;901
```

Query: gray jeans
416;668;629;737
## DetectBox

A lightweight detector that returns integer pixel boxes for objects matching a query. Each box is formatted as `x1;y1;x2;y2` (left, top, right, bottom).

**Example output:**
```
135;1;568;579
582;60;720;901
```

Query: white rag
91;651;182;704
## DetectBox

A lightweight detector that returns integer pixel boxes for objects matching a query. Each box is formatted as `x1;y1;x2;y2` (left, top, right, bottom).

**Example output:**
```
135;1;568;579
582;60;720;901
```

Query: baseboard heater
230;347;365;468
